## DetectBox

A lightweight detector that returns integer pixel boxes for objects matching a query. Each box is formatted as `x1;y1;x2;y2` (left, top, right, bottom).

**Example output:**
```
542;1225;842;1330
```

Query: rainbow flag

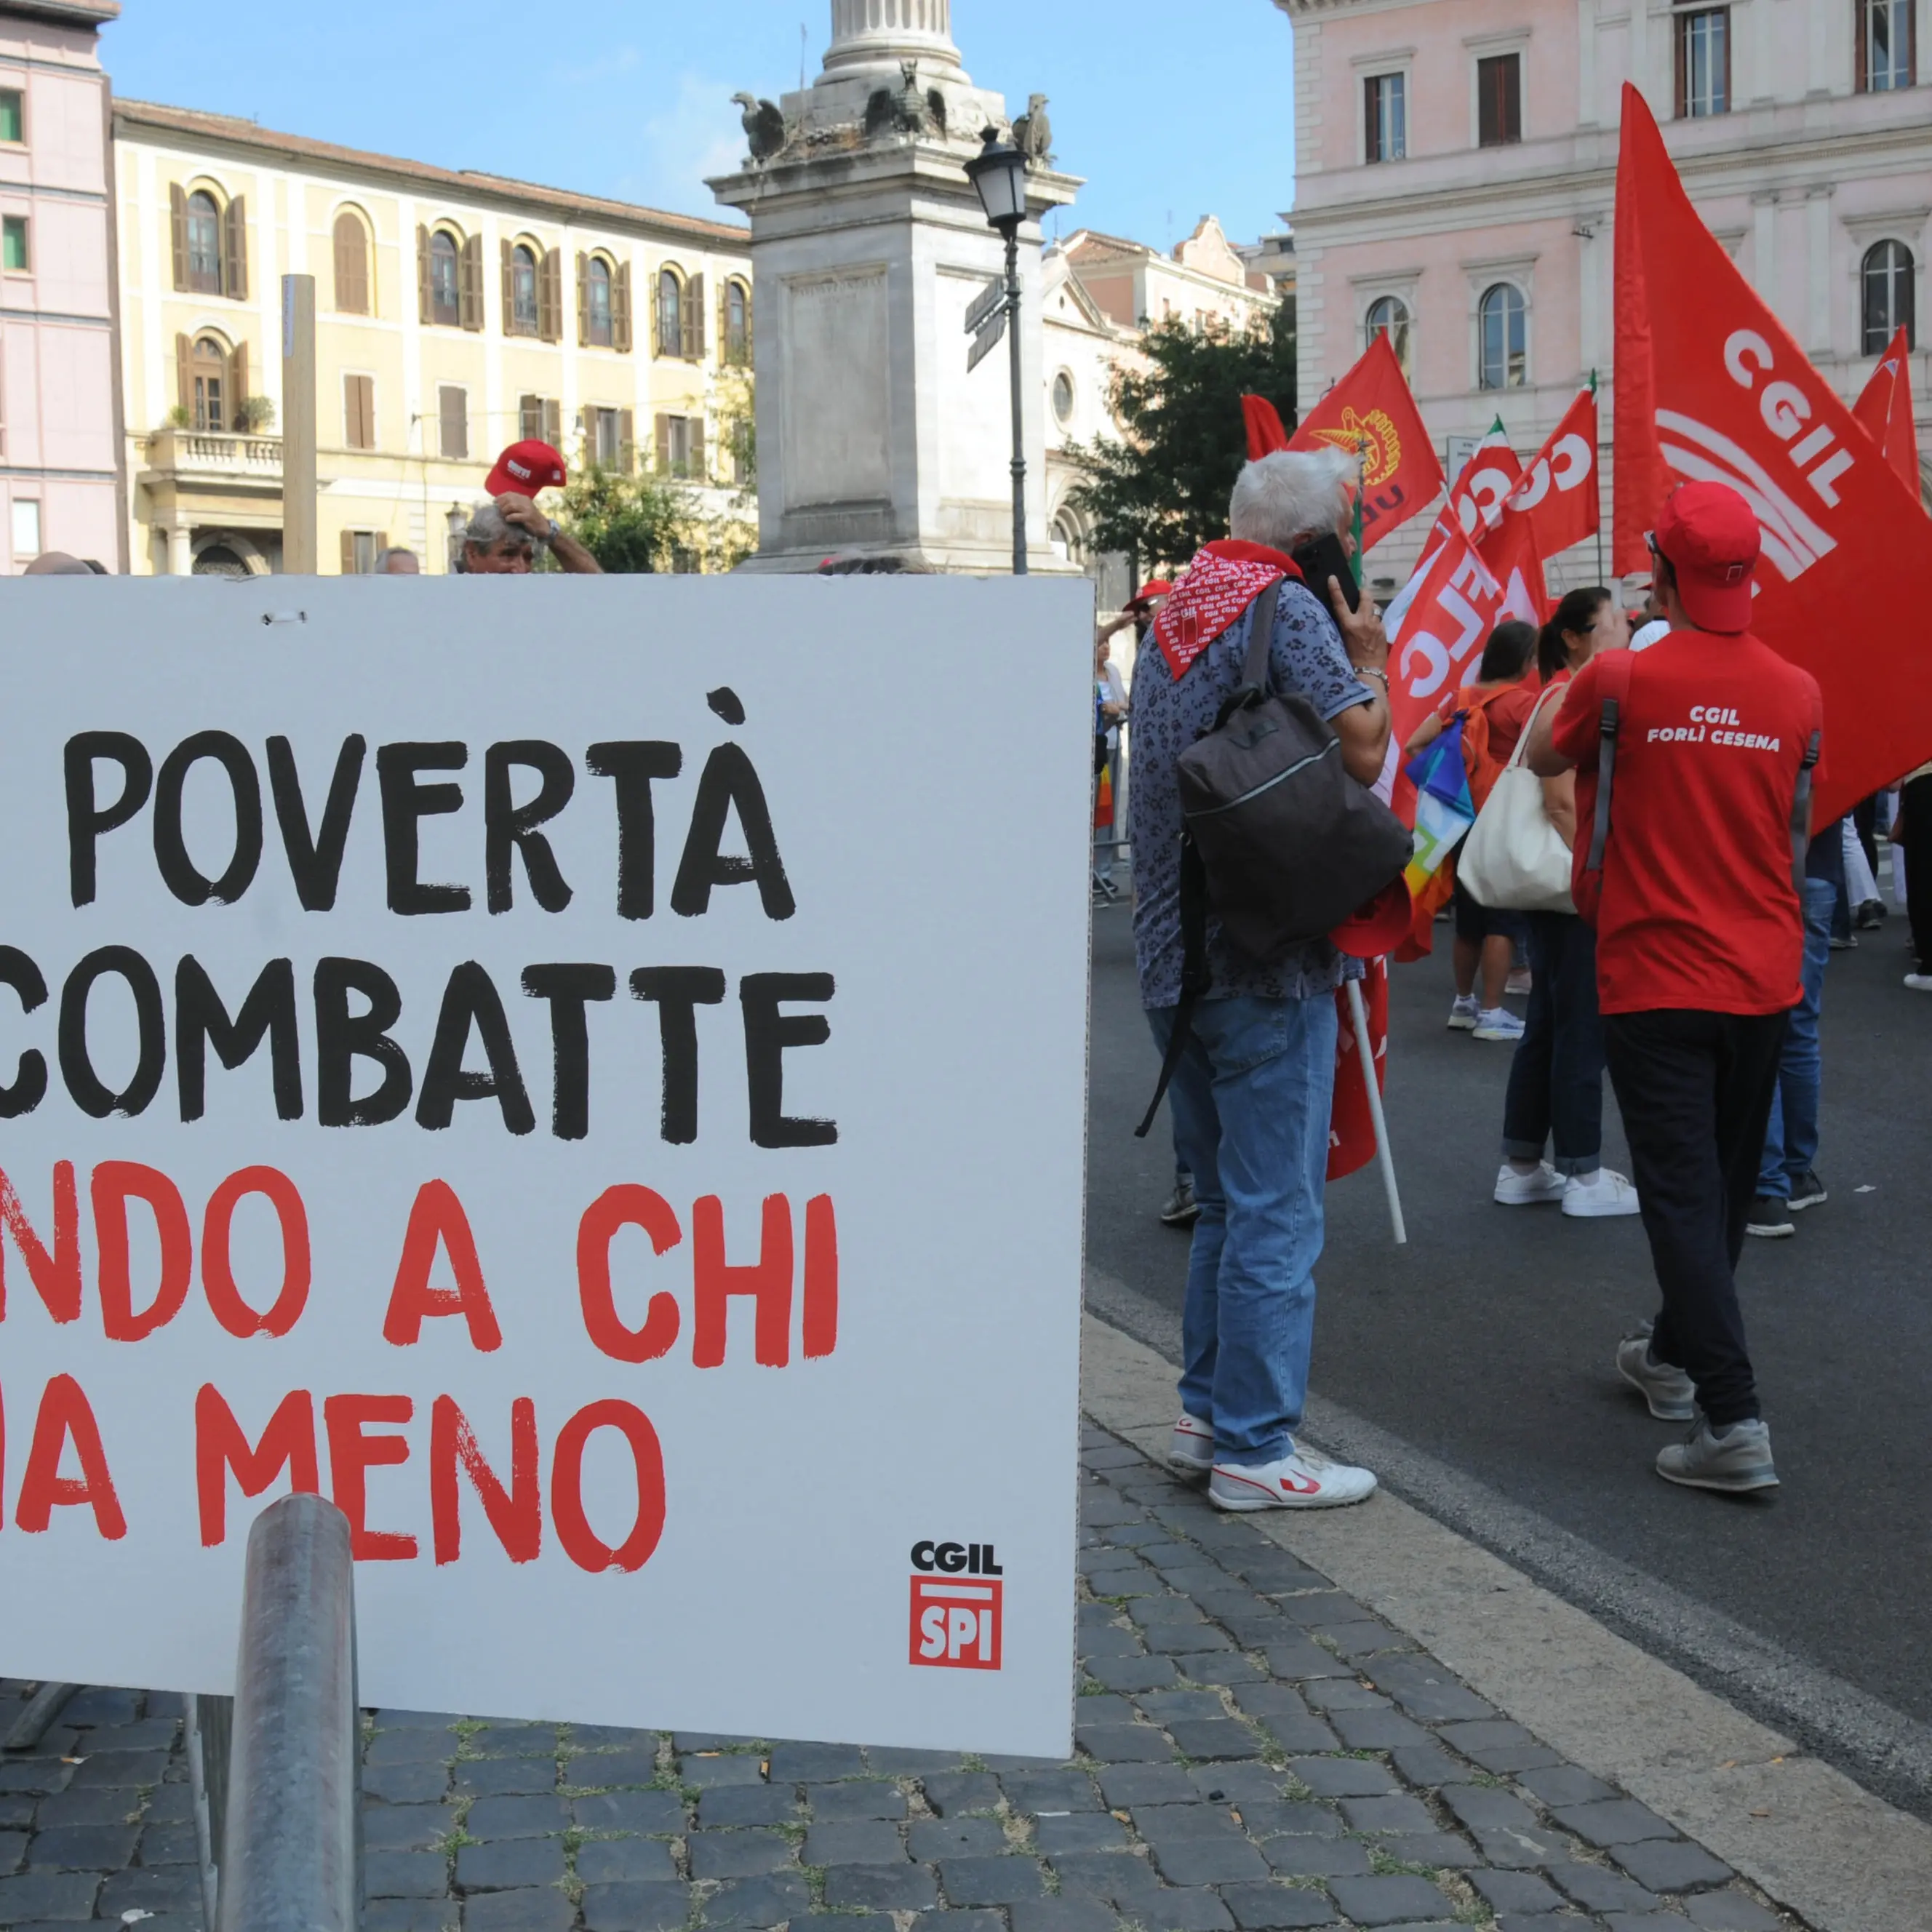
1402;722;1474;894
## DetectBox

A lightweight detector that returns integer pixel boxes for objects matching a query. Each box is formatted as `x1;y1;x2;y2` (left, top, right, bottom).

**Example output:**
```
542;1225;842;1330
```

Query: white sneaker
1472;1007;1525;1041
1905;973;1932;992
1208;1446;1377;1512
1167;1413;1214;1476
1494;1160;1568;1206
1447;994;1480;1031
1562;1168;1642;1218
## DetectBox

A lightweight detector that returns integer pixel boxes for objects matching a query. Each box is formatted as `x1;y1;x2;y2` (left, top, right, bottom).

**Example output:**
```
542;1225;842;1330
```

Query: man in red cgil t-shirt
1526;481;1822;1496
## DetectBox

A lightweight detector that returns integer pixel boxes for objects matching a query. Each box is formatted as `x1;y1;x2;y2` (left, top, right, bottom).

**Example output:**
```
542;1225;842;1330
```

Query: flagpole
1346;975;1406;1246
1590;370;1607;586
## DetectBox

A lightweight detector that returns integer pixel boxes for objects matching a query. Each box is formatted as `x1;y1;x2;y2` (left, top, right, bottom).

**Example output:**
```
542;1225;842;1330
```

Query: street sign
967;308;1007;373
0;575;1094;1758
963;276;1004;335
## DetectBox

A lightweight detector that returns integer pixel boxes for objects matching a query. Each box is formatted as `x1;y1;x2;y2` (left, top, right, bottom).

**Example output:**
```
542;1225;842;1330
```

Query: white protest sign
0;573;1093;1757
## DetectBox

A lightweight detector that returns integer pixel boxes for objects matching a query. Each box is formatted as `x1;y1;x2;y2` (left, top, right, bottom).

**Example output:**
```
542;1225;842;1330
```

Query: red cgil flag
1504;386;1602;559
1478;506;1549;630
1852;327;1923;505
1611;81;1932;817
1288;331;1445;551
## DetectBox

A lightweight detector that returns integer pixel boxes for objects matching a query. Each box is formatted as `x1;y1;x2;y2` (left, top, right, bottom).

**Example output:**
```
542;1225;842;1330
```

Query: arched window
586;256;613;347
1863;240;1916;354
510;244;540;335
1366;295;1412;378
189;334;229;433
724;278;751;362
429;231;461;327
333;209;370;315
186;190;223;294
657;268;684;358
1478;283;1526;390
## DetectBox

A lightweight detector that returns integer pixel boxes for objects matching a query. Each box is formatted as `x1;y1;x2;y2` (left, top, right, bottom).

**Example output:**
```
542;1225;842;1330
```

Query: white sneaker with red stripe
1208;1446;1378;1512
1167;1413;1215;1476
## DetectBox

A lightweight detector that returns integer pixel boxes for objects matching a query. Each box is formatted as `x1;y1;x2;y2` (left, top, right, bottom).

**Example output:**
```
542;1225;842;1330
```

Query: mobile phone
1292;533;1362;614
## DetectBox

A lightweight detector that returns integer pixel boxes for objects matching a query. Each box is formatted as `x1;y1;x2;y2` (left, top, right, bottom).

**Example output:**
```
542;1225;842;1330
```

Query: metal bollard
216;1493;361;1932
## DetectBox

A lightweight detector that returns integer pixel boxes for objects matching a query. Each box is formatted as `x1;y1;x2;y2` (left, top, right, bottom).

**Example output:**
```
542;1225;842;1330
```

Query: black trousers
1901;774;1932;970
1602;1008;1789;1426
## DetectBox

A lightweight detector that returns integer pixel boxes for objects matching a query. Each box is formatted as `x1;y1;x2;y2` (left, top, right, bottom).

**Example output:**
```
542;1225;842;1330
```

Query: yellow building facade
113;100;754;575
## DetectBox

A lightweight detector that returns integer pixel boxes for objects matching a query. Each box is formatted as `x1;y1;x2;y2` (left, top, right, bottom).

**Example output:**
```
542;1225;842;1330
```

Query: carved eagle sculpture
1012;94;1053;165
864;62;946;140
732;93;788;164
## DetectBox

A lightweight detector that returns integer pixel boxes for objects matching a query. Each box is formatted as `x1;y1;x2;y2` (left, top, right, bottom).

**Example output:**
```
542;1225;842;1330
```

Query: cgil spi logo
907;1539;1003;1672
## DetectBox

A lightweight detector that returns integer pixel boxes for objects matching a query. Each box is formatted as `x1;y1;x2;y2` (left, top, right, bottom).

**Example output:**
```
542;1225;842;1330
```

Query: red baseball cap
1127;578;1174;608
484;439;567;499
1653;481;1760;633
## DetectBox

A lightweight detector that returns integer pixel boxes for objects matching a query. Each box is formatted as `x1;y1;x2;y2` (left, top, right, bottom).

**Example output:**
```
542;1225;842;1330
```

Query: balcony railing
145;427;284;482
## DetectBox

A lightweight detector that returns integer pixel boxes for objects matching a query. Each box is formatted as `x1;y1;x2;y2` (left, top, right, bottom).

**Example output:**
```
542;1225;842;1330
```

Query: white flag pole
1346;974;1406;1246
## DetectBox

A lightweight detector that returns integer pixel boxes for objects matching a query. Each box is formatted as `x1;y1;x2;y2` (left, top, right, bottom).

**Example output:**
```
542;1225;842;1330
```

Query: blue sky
102;1;1297;252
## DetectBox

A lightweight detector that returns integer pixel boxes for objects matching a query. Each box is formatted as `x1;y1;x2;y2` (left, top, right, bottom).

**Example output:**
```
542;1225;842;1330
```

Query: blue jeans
1146;993;1338;1466
1758;877;1835;1197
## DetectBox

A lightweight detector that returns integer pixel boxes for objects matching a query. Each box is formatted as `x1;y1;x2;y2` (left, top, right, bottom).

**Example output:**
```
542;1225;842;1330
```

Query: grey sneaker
1656;1418;1779;1493
1159;1180;1200;1228
1616;1330;1696;1421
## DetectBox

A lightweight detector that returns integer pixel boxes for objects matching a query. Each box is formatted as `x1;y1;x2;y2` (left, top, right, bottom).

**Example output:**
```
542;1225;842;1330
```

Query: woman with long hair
1493;587;1641;1219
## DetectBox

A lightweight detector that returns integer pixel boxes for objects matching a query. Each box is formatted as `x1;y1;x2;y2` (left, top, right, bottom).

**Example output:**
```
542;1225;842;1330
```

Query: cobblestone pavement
0;1424;1811;1932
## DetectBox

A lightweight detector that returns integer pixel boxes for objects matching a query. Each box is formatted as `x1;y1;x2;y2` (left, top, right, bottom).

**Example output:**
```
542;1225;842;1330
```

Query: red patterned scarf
1152;540;1304;679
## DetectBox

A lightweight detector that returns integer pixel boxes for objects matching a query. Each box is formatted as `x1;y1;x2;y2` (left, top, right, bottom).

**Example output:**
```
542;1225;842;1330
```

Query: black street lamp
965;129;1031;576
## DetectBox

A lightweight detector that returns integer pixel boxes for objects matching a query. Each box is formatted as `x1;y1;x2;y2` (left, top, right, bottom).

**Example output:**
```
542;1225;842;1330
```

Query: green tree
1068;306;1297;572
548;466;695;574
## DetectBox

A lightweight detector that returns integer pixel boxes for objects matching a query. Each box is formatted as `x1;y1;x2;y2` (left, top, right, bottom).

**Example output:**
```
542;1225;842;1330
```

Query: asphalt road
1085;891;1932;1808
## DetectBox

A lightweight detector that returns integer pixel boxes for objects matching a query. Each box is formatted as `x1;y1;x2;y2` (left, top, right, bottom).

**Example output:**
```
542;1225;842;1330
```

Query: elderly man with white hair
1131;446;1392;1512
457;497;602;575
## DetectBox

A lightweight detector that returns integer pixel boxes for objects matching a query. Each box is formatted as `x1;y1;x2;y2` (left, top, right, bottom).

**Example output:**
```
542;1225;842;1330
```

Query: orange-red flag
1611;81;1932;815
1852;327;1923;505
1290;332;1444;551
1242;395;1293;460
1505;387;1601;559
1478;508;1549;630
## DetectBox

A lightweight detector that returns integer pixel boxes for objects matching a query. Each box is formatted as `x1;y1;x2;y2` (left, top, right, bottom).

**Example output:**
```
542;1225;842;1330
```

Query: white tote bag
1458;687;1576;914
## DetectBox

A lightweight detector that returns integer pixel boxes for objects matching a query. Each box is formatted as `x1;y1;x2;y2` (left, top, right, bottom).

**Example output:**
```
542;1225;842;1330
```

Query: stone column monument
710;2;1080;573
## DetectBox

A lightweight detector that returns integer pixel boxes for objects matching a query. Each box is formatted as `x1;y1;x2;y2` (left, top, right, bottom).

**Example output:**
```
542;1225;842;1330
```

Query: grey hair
375;546;420;573
463;503;526;547
1228;447;1360;551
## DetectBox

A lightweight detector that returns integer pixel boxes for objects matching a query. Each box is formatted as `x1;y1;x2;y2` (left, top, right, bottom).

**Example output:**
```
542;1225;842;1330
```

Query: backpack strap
1791;706;1823;896
1135;834;1212;1139
1214;578;1283;727
1584;652;1636;883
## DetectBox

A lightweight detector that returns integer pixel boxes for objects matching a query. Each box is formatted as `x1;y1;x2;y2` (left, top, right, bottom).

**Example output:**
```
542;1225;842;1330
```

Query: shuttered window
1;215;26;274
1674;6;1731;116
340;530;388;575
655;271;682;358
507;244;540;335
1364;73;1406;162
723;279;751;363
185;190;223;292
345;374;376;450
1858;0;1915;90
428;232;460;325
0;90;22;145
585;256;614;347
333;212;370;314
1477;54;1521;146
439;385;469;460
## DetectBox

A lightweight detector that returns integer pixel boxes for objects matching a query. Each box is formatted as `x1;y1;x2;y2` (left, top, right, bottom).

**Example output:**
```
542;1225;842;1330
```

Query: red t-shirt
1551;631;1823;1015
1434;679;1538;769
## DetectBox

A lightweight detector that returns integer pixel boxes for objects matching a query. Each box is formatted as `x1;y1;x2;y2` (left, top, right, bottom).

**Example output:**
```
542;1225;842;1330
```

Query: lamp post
965;130;1031;576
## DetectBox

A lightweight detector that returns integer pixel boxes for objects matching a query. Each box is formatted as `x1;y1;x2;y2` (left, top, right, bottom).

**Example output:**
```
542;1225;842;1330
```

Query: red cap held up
1653;481;1760;633
485;439;567;500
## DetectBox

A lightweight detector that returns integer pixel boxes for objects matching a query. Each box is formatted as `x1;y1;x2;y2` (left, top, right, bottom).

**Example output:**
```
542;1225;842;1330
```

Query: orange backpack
1458;682;1526;813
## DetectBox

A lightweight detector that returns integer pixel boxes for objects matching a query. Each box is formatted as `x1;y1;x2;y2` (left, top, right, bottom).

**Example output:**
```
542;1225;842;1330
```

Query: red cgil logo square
909;1574;1002;1671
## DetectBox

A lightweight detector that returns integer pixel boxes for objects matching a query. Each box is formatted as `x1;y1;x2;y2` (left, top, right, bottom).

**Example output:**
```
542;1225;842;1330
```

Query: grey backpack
1136;578;1413;1137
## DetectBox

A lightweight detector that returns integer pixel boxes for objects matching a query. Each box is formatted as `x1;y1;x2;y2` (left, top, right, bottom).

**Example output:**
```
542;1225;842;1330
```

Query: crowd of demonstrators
1496;588;1639;1221
1130;447;1392;1513
1527;482;1821;1494
1402;619;1538;1042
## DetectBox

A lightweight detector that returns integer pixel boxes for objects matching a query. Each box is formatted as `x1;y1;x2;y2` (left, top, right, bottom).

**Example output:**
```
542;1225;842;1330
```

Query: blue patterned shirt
1130;577;1373;1010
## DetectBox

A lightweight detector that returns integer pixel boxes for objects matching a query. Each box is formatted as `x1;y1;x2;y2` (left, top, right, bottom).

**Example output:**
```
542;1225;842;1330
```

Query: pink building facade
0;0;121;573
1278;0;1932;594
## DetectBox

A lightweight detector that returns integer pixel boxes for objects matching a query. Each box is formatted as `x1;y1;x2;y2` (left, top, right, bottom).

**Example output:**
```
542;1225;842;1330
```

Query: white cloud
618;72;755;218
551;46;642;88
